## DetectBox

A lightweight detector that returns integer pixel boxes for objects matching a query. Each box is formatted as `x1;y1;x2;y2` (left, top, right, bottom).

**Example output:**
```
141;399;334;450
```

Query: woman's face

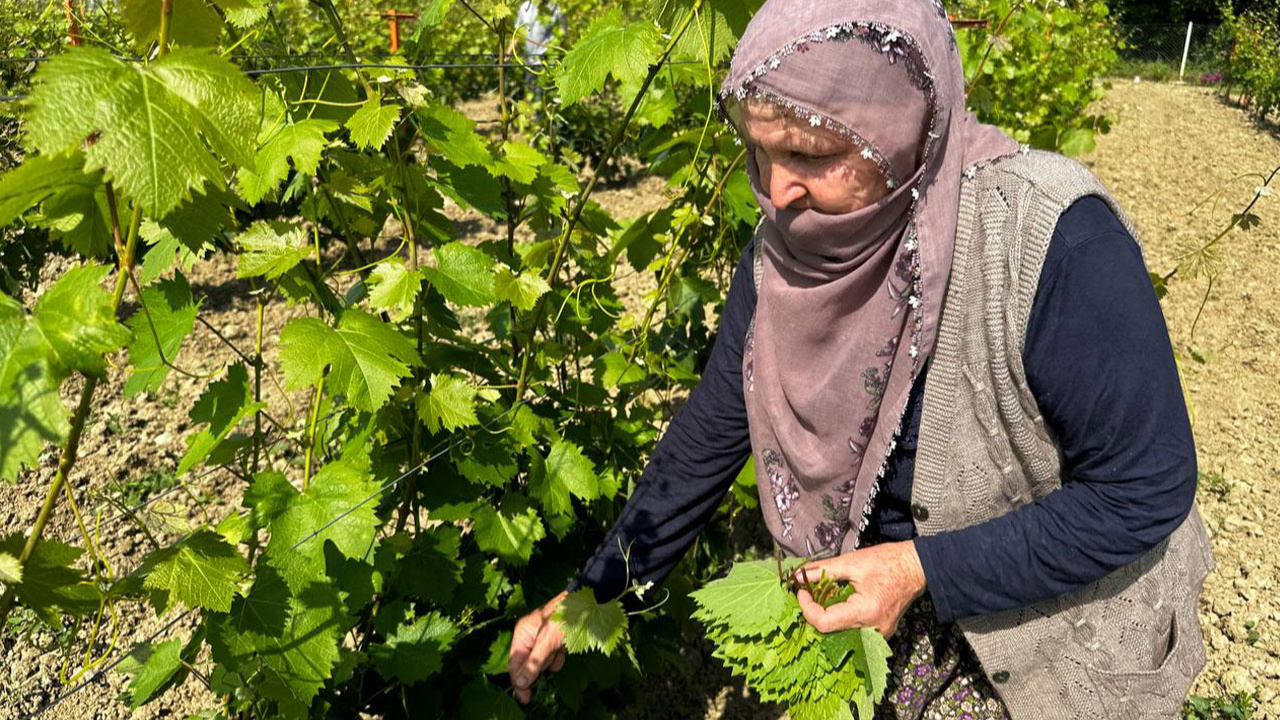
739;99;889;214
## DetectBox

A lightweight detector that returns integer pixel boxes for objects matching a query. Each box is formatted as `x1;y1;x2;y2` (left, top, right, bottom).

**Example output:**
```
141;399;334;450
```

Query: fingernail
515;673;529;689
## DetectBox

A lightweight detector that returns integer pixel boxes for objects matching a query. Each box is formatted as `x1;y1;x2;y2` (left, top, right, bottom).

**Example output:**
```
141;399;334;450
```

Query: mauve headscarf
721;0;1020;558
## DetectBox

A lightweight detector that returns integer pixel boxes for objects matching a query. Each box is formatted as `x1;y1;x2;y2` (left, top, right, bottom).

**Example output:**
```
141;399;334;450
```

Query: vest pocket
1085;604;1199;720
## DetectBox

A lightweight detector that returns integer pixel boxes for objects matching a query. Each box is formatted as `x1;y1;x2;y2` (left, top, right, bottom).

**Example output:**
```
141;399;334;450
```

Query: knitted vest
752;150;1214;719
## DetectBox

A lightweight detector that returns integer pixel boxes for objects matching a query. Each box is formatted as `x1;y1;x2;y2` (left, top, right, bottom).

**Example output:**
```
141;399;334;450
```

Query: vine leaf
416;373;479;433
263;457;382;594
554;588;627;655
178;362;266;475
494;267;550;311
30;264;132;379
459;680;523;720
597;351;646;388
137;530;248;613
125;272;200;397
346;97;401;151
0;265;128;480
36;182;114;257
279;310;421;413
0;533;98;622
118;638;186;708
0;151;98;228
556;9;660;106
368;611;458;684
472;498;545;565
492;141;546;184
209;581;350;717
237;119;336;205
138;223;205;284
367;259;423;322
237;221;311;280
421;242;496;308
122;0;223;49
689;560;800;637
0;552;21;584
416;104;493;168
24;47;257;217
529;439;599;518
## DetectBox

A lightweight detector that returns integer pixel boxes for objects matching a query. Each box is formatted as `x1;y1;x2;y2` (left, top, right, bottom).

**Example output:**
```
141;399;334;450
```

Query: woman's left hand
793;540;928;638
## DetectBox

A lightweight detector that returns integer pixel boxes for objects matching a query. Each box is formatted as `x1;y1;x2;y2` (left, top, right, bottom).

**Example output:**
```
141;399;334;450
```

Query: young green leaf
122;0;223;49
236;119;336;205
346;97;401;151
472;501;545;565
209;581;350;717
0;552;22;584
30;264;131;379
0;533;98;623
367;259;424;322
596;351;646;388
494;267;550;311
118;639;186;708
0;151;98;228
421;242;497;307
278;310;421;412
24;47;257;217
689;560;800;637
125;272;200;397
368;612;458;684
237;222;310;280
138;530;248;613
529;439;599;517
177;362;266;475
556;10;660;105
263;457;382;593
416;373;479;433
416;104;493;169
554;588;627;655
492;140;546;184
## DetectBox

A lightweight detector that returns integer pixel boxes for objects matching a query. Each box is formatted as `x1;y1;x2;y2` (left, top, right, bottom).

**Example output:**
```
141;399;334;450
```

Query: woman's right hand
508;590;569;704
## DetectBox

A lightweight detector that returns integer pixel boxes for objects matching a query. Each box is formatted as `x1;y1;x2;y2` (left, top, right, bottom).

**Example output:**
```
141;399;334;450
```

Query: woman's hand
793;540;927;637
508;590;568;704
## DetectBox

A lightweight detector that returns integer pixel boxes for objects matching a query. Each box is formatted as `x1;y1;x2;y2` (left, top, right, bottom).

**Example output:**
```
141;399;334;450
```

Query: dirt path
1;80;1277;719
1083;80;1280;711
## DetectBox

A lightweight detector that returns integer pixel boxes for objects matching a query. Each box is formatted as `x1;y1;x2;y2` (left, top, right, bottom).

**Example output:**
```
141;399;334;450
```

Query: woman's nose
768;162;807;210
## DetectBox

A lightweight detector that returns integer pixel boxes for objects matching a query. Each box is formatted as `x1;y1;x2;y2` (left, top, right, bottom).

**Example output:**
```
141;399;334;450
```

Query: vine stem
513;0;705;401
0;0;168;631
0;204;143;630
303;376;325;488
964;0;1023;99
625;147;746;367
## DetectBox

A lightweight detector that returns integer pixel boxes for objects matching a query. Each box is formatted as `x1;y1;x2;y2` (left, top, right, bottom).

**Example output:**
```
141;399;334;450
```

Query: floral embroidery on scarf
744;319;757;394
763;449;800;538
811;478;856;553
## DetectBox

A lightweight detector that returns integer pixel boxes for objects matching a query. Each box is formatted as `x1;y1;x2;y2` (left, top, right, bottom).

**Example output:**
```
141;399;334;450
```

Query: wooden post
378;9;418;53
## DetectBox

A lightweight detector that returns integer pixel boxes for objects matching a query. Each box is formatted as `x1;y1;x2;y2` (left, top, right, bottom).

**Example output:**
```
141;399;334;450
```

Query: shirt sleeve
913;196;1198;624
571;241;757;602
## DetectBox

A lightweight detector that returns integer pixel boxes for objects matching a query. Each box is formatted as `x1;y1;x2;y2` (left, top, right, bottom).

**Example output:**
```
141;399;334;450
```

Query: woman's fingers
508;612;543;680
513;621;565;697
799;589;873;634
794;555;858;585
550;647;566;672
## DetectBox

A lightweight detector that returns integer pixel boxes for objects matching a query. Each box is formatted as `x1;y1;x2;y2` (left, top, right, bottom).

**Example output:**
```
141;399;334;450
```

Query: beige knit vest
752;150;1214;718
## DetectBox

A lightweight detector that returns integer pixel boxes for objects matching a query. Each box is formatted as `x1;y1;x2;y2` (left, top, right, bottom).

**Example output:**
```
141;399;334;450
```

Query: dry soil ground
1;80;1277;719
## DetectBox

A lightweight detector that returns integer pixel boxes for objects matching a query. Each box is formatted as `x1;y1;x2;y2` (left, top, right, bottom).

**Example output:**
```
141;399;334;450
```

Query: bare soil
1;79;1277;719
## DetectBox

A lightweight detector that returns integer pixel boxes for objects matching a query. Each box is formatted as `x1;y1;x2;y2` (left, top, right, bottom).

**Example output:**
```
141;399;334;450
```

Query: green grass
1184;689;1260;720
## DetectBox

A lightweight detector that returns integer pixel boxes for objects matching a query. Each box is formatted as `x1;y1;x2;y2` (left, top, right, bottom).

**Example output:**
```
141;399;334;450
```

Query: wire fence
1113;23;1227;82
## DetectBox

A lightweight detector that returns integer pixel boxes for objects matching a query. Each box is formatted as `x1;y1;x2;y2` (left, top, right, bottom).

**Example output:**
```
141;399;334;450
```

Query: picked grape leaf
555;588;627;655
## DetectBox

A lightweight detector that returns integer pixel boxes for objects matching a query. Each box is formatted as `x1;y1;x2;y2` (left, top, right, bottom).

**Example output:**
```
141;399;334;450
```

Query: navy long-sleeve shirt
575;196;1196;624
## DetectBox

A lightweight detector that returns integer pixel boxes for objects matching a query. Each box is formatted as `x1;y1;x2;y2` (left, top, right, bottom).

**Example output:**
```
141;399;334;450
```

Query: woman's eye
794;151;831;163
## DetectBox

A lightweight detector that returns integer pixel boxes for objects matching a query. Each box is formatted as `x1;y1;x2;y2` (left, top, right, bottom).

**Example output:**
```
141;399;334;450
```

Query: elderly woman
509;1;1214;718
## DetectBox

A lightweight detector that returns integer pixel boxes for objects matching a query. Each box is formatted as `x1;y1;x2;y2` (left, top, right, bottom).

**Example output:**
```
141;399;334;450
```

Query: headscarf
721;0;1021;557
